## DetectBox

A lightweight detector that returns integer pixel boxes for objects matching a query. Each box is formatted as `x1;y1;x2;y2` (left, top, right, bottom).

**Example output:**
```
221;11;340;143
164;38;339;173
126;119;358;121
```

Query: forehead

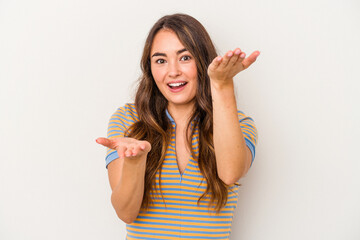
150;29;185;54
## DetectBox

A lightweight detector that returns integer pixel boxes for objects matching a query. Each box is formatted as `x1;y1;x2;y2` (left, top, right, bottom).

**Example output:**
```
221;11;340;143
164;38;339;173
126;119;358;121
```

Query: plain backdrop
1;0;359;239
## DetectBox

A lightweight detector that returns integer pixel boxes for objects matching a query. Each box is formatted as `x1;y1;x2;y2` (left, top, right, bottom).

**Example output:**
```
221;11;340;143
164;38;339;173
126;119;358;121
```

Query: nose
167;61;181;78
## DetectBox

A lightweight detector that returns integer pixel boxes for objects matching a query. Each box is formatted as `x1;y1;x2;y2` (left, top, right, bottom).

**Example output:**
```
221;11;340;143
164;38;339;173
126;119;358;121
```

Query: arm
96;137;151;224
211;82;251;184
208;48;260;185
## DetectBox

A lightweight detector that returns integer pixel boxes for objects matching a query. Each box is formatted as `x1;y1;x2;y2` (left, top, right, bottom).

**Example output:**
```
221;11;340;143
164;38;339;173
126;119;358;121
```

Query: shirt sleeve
105;103;139;168
237;110;258;167
105;107;127;168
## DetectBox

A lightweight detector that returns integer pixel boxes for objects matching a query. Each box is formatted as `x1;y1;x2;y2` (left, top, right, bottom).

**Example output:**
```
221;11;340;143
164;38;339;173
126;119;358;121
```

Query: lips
167;81;187;89
167;81;188;92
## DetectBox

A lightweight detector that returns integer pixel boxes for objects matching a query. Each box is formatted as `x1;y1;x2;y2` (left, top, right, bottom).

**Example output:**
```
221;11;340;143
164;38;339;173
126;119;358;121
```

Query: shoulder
107;103;140;132
236;109;258;145
112;103;139;122
237;109;255;122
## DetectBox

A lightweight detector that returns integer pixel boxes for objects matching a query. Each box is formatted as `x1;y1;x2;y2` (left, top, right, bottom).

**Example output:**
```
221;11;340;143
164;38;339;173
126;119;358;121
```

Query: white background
1;0;359;239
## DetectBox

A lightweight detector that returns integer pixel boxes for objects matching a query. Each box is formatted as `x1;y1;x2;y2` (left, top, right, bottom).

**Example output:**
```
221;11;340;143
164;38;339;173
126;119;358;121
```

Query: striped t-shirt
105;103;258;240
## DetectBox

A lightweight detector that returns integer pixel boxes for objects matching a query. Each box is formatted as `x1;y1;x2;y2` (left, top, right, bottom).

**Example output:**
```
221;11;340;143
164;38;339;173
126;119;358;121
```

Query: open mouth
167;82;188;89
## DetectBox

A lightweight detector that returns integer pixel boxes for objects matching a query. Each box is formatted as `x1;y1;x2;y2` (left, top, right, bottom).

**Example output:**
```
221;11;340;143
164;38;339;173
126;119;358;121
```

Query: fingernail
141;145;145;150
235;49;241;55
240;53;246;58
227;52;233;57
216;56;222;61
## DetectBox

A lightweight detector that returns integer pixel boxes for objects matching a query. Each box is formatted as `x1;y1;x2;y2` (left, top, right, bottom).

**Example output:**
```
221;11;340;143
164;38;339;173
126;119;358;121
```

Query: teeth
168;82;186;87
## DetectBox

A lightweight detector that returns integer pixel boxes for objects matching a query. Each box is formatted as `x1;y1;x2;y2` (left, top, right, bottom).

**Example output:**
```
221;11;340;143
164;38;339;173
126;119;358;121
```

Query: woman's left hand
207;48;260;87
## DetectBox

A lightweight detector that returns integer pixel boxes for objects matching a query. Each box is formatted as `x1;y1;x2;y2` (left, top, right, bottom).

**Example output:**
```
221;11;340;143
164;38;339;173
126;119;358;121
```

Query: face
150;29;198;111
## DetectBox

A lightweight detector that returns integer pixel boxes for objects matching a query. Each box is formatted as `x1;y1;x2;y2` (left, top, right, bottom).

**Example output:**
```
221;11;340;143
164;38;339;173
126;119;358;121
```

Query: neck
167;102;195;127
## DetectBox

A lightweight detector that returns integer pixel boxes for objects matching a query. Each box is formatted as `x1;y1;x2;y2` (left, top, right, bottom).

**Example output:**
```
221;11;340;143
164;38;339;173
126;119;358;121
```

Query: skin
96;29;260;223
150;29;198;116
208;48;260;183
150;29;198;173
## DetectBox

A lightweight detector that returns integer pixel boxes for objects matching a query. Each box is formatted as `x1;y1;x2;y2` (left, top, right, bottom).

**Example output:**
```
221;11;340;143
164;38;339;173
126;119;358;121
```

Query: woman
96;13;259;240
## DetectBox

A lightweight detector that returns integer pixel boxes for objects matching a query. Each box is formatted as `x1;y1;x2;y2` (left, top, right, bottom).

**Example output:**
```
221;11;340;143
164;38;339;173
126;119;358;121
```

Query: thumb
96;137;115;149
242;51;260;70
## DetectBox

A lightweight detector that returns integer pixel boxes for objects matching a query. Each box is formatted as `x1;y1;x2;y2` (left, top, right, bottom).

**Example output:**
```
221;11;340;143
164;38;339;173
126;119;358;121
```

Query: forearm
111;158;146;223
211;81;250;185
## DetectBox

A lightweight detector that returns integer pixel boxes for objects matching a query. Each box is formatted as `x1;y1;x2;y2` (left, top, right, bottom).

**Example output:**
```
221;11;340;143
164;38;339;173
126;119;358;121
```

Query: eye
155;59;166;64
180;55;192;61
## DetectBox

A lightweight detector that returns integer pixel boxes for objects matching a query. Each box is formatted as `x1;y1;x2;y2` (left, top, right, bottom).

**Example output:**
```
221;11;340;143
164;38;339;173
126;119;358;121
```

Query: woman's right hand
97;136;150;222
96;137;151;162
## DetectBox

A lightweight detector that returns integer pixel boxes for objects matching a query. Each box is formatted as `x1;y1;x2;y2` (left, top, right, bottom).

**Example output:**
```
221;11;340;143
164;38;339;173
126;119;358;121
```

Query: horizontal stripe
155;177;205;184
155;182;207;189
135;215;233;224
145;202;237;209
148;196;238;204
128;225;230;234
138;211;233;218
127;234;229;240
142;206;234;214
132;219;231;228
127;231;229;239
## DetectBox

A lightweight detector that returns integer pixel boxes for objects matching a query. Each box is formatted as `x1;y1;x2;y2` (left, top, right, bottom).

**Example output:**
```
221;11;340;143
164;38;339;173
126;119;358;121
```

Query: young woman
96;13;259;240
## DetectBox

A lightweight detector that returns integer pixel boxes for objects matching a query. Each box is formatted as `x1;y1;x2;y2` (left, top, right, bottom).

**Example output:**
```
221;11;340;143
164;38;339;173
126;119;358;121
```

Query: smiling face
150;29;198;112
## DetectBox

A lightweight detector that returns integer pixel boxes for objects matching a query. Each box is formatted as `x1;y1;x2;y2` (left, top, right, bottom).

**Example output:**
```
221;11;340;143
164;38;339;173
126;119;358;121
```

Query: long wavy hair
126;13;238;212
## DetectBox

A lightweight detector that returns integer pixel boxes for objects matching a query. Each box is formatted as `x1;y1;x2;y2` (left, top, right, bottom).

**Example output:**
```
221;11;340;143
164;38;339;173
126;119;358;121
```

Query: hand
96;137;151;160
207;48;260;86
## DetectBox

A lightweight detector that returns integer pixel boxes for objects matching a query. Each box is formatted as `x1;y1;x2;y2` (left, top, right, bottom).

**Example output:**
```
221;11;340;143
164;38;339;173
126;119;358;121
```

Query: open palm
208;48;260;84
96;137;151;159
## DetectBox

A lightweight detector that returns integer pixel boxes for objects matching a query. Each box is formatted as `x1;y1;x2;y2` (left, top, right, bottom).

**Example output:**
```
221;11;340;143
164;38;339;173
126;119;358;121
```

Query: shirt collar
165;109;175;124
165;109;199;128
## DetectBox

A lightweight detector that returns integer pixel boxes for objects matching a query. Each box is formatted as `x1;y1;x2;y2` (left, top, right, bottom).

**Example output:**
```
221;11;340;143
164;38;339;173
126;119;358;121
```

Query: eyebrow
151;48;188;58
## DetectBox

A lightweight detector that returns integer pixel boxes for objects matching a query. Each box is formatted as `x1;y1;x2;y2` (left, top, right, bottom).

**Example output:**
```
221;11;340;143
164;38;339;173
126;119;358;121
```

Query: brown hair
126;13;237;212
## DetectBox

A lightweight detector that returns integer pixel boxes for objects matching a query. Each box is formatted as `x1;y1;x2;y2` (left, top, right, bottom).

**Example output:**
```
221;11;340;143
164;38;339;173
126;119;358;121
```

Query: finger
96;137;116;149
125;146;134;157
219;51;233;68
241;51;260;70
132;145;143;156
208;56;222;72
237;51;246;64
234;48;241;56
131;147;139;156
139;140;152;152
125;150;132;157
228;48;241;67
116;145;126;158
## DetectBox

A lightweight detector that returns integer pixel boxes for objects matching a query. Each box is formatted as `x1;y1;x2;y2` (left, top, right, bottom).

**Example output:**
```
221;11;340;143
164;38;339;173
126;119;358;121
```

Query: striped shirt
105;103;258;240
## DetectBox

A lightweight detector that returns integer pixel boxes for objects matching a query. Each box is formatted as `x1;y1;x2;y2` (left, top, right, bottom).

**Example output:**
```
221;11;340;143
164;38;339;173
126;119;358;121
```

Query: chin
168;98;196;107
